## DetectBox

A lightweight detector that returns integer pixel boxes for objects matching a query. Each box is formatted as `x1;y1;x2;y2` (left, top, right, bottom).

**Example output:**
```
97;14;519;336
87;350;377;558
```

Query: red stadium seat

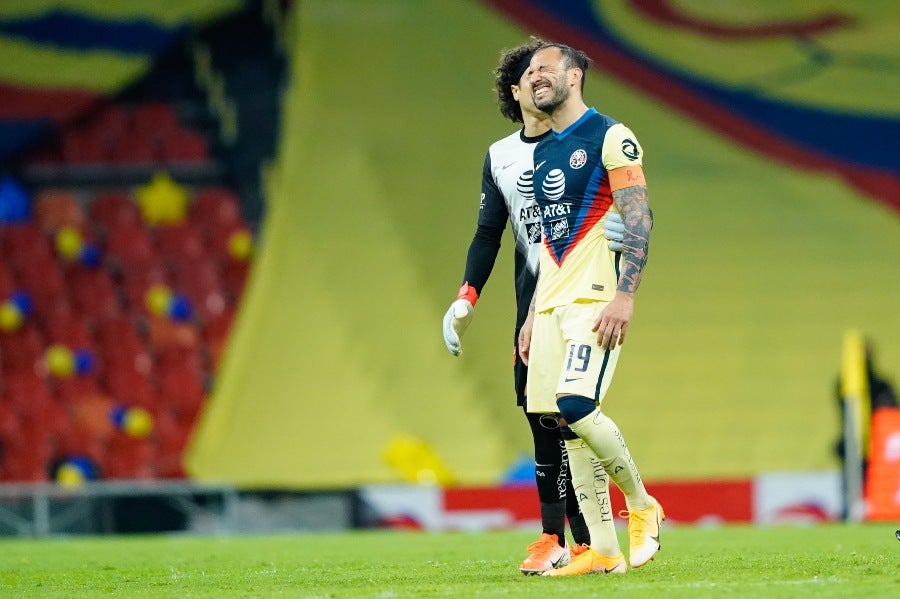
104;368;158;409
0;323;45;373
154;410;192;478
104;222;156;268
43;311;95;349
190;187;242;232
157;360;206;421
89;191;141;233
103;433;156;480
13;253;69;321
65;262;121;319
0;261;17;298
91;103;129;143
2;223;54;269
223;260;250;301
110;135;157;165
154;222;208;261
203;307;235;368
169;256;227;319
118;257;169;314
61;127;111;164
34;188;86;233
161;129;209;164
95;315;147;358
0;430;52;481
131;102;180;138
53;375;101;405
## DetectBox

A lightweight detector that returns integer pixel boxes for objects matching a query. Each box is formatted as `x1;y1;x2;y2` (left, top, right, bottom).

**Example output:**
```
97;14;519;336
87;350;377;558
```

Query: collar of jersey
552;107;598;140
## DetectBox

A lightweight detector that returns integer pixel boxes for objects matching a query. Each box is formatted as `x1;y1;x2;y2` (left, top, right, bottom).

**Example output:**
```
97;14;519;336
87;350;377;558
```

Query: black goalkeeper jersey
462;128;550;333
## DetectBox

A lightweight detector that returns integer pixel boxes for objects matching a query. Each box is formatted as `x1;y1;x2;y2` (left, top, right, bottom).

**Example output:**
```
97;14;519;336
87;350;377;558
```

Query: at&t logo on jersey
569;149;587;169
517;170;535;199
541;169;565;200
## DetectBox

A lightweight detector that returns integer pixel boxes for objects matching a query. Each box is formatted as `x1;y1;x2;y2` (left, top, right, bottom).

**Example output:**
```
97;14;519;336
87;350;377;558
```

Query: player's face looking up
527;47;580;114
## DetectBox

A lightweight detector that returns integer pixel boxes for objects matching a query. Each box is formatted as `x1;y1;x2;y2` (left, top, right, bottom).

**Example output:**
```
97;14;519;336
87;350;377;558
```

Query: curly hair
494;36;547;124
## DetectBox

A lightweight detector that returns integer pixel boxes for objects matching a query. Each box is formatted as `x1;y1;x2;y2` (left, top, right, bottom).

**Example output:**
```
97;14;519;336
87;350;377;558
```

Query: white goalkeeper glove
442;283;478;356
604;211;625;251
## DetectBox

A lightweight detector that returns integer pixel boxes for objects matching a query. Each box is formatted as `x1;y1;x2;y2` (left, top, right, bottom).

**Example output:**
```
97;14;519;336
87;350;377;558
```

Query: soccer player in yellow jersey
442;38;628;575
518;41;664;576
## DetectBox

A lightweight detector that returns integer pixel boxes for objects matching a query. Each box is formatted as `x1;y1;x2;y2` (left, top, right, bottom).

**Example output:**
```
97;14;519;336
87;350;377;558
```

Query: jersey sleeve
457;151;508;294
478;150;509;227
602;123;644;170
602;123;646;191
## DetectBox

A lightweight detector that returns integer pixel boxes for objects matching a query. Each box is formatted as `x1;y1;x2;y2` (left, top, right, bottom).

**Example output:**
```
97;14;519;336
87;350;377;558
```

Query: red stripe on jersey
545;175;613;267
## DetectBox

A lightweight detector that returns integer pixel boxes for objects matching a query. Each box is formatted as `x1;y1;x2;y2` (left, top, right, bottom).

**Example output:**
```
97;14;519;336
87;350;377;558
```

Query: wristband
457;282;479;306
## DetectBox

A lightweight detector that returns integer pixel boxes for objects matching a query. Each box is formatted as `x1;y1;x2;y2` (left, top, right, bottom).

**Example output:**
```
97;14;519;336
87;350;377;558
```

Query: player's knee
556;394;596;424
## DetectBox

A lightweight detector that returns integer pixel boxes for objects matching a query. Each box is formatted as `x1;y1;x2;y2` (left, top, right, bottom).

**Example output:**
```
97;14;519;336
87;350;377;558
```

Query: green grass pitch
1;524;898;597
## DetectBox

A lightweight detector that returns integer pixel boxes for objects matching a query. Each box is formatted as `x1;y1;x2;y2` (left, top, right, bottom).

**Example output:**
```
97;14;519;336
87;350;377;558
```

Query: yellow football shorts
526;301;622;414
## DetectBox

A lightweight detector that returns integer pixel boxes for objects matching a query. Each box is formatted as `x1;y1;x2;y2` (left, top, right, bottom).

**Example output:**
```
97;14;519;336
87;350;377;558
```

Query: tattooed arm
592;184;652;349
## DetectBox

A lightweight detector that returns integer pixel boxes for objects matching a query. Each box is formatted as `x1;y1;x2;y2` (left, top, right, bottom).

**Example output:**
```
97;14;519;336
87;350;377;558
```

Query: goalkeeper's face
512;74;545;121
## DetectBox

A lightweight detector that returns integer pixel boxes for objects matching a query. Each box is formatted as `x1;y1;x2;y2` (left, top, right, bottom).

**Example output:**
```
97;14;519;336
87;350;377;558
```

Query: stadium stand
0;3;268;486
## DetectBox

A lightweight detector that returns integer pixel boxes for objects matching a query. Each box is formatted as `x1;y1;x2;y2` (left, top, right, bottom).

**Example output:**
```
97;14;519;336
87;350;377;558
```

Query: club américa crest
569;149;587;169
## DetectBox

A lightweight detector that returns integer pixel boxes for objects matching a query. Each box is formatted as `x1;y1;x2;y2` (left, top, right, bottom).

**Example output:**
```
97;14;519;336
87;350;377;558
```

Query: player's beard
534;78;569;114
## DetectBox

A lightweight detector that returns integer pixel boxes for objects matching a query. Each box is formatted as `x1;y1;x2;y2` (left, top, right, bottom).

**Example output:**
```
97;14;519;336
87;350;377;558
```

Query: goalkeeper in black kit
442;37;625;575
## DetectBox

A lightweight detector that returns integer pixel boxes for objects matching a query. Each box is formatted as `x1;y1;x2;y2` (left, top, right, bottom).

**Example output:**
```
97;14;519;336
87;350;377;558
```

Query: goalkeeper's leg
527;410;567;540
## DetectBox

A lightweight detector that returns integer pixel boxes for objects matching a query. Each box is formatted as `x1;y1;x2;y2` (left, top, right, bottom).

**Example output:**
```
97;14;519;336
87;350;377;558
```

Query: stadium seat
205;221;251;260
0;260;16;297
131;102;180;139
53;376;101;405
13;254;70;321
2;223;54;269
91;103;129;144
118;257;169;315
104;368;158;409
61;127;111;164
0;432;52;481
34;189;86;233
64;262;121;319
111;134;157;165
154;222;208;261
223;260;249;301
95;315;148;359
147;315;200;354
0;373;52;430
21;397;70;438
190;187;242;232
0;402;19;438
104;222;156;270
43;311;95;349
154;411;191;479
89;191;141;234
162;129;209;163
203;307;235;367
157;360;206;421
103;433;156;480
118;102;180;164
169;257;227;319
0;323;45;373
55;428;107;467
